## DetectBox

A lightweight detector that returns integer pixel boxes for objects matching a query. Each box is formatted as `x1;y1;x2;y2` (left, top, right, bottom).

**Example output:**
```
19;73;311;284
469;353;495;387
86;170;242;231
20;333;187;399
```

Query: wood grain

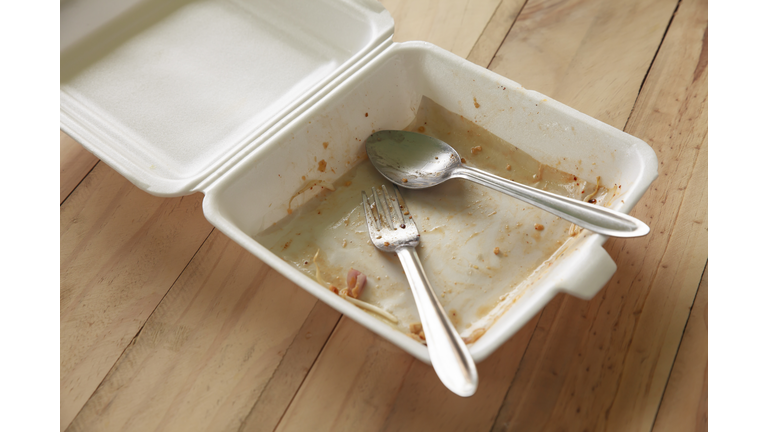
273;0;683;430
491;0;707;430
62;2;507;431
652;264;707;432
60;163;213;430
66;230;338;432
239;301;342;432
60;131;98;204
59;0;709;430
466;0;527;67
380;0;502;58
488;0;679;129
275;313;541;432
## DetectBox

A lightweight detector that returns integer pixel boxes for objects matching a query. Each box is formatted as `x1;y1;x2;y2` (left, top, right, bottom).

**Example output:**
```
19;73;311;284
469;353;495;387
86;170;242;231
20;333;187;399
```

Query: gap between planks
650;261;708;432
272;0;705;430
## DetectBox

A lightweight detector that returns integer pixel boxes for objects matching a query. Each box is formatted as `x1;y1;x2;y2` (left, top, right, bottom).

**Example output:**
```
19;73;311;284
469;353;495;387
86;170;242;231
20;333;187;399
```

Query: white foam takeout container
60;0;658;363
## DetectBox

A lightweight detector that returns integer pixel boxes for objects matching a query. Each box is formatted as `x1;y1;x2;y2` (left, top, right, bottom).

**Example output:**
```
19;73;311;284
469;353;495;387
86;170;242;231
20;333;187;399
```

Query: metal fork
362;184;478;397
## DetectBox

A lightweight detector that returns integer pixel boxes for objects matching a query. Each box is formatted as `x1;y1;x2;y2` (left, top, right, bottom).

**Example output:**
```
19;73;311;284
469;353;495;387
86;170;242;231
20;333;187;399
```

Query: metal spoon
365;130;649;238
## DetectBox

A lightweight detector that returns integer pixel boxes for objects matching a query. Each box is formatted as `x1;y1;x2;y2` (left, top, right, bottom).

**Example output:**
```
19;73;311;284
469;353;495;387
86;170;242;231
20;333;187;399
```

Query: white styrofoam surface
60;0;657;364
60;0;393;196
202;42;658;363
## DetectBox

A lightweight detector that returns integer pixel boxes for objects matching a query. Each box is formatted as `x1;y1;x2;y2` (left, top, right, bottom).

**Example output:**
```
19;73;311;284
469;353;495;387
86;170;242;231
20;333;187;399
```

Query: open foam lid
60;0;394;196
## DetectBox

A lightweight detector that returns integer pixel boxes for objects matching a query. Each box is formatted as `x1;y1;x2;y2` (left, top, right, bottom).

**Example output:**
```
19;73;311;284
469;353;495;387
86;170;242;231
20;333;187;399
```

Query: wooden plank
491;0;707;430
380;0;503;58
274;0;681;430
239;301;342;432
67;230;339;432
60;131;98;204
60;163;213;431
488;0;679;129
466;0;527;67
274;314;541;432
61;2;505;431
652;264;707;432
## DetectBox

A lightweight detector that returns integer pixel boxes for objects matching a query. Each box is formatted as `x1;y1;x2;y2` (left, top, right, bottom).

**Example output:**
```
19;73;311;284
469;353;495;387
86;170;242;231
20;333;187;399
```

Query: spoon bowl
365;130;460;189
365;130;650;238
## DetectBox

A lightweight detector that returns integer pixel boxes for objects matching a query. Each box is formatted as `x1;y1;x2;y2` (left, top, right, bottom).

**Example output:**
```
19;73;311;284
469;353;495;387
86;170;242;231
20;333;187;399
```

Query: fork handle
396;247;478;397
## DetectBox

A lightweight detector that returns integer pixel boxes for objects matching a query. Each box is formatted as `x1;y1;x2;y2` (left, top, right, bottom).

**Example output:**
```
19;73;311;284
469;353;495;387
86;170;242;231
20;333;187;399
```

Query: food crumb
409;323;426;341
462;328;486;344
506;164;511;171
384;241;390;246
318;160;327;172
461;157;466;163
534;224;544;231
346;268;367;299
494;247;500;255
471;146;482;155
365;112;368;117
569;224;582;237
449;309;460;326
473;97;480;108
402;178;408;183
322;142;329;149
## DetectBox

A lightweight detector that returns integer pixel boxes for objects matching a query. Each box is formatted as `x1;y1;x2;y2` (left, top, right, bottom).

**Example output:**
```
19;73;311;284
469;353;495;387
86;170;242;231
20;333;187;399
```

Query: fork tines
362;184;410;232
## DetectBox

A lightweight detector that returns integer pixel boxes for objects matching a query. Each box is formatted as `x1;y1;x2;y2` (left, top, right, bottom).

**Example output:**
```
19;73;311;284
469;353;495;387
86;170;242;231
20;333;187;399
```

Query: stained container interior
203;42;657;362
60;0;657;363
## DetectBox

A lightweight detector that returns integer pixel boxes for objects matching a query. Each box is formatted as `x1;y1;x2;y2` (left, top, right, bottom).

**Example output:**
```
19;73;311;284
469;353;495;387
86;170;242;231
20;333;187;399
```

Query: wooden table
60;0;708;430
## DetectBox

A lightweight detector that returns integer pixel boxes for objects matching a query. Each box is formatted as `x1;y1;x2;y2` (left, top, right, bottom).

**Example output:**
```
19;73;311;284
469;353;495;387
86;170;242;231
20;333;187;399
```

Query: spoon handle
452;165;649;238
396;246;478;397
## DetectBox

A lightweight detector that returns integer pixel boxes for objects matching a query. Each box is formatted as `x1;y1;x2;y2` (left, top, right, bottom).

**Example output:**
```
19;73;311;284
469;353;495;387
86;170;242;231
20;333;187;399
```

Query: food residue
341;268;366;299
473;97;480;108
313;250;397;323
534;224;544;231
318;160;327;172
583;176;601;202
322;142;329;149
402;178;408;183
569;223;582;237
255;96;609;343
409;323;426;342
287;179;335;214
462;328;486;344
